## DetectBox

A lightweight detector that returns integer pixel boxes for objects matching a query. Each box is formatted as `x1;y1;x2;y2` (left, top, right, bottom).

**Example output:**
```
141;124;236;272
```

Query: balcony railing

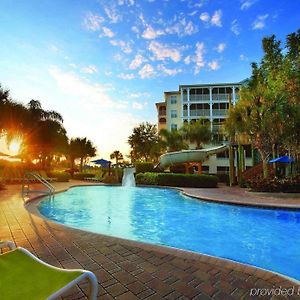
158;111;166;116
183;93;239;102
212;94;230;101
212;109;228;116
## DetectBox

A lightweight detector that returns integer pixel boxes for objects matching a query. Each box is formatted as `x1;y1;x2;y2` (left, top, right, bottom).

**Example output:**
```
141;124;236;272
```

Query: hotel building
155;80;253;174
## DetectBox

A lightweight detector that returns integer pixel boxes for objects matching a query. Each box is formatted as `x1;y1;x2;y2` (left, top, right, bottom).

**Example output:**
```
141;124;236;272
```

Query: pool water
38;186;300;280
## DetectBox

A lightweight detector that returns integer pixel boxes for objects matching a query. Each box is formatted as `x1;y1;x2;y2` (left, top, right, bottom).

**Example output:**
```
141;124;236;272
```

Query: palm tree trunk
229;145;236;186
259;150;269;179
80;157;83;172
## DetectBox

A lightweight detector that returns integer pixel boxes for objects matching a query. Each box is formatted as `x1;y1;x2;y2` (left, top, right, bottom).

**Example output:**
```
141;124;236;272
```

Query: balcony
212;94;231;102
189;95;210;102
212;109;228;116
190;109;210;117
158;110;166;116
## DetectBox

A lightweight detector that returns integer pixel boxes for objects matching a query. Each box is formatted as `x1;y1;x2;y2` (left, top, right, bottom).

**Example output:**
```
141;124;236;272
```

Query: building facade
156;81;253;174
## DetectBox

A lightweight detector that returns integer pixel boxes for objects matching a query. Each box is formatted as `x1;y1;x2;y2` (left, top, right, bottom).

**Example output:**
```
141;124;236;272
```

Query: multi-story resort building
155;81;253;174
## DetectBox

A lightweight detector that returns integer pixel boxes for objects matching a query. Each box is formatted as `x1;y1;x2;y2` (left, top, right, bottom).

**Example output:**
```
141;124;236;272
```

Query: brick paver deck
1;181;299;299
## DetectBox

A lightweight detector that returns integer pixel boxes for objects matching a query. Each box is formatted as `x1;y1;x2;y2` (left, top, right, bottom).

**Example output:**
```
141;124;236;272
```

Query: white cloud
142;25;165;39
194;42;205;73
81;65;98;74
132;102;145;110
252;14;268;30
199;12;210;22
118;0;135;5
113;53;123;61
199;10;222;27
211;10;222;27
110;39;132;53
84;12;105;31
184;43;205;74
216;43;226;53
129;54;145;70
138;64;156;79
239;54;248;61
117;73;135;80
158;65;182;76
129;92;150;98
208;60;220;70
184;55;192;65
48;66;125;109
131;26;139;34
148;41;181;62
240;0;255;10
105;71;113;76
104;5;122;23
101;27;114;38
231;19;241;35
165;17;198;37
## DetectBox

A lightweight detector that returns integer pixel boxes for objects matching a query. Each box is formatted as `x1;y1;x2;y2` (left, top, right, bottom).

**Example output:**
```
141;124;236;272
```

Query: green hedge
48;171;70;182
73;172;95;180
135;162;154;174
136;172;218;188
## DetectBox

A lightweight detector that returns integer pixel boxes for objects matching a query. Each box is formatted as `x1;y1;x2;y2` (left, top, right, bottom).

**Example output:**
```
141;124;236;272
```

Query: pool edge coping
24;182;300;286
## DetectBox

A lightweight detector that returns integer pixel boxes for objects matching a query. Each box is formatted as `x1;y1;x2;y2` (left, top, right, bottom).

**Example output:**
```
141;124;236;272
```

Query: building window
159;117;166;124
171;110;177;118
170;96;177;104
171;124;177;131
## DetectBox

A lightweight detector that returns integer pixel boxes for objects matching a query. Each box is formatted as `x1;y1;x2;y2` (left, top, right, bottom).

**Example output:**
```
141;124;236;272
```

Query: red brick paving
0;181;299;299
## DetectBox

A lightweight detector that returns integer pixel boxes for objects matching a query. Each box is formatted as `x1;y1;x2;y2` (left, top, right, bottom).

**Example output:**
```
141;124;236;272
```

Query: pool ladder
22;172;55;196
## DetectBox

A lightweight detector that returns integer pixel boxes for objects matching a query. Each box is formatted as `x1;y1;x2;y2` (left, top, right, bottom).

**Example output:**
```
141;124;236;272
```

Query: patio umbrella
268;155;294;163
91;158;112;175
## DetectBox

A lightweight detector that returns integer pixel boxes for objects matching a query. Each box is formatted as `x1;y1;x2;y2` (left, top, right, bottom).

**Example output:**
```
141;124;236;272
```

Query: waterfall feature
122;167;136;187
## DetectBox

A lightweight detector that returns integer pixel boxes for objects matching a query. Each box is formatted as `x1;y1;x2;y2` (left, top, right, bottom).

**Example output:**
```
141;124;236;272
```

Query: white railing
22;172;55;196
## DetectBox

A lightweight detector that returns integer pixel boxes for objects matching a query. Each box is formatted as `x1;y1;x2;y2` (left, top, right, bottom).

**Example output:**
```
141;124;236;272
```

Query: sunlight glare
9;139;22;155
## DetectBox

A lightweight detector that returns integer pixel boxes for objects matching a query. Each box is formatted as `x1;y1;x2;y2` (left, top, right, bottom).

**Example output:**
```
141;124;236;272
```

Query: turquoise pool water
38;186;300;280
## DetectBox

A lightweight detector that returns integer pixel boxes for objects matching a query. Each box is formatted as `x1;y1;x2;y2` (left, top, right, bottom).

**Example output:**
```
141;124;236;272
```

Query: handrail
22;172;55;196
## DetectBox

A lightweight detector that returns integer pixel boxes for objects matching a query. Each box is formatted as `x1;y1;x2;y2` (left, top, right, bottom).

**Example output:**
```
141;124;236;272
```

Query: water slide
158;145;228;169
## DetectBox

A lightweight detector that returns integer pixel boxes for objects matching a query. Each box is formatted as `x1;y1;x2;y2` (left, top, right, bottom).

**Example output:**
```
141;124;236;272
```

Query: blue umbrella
269;155;294;163
91;158;112;168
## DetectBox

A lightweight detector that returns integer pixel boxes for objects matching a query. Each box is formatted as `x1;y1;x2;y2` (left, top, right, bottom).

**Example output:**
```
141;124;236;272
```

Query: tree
181;119;211;149
128;122;159;161
68;137;97;172
159;128;187;152
225;29;300;178
110;150;123;165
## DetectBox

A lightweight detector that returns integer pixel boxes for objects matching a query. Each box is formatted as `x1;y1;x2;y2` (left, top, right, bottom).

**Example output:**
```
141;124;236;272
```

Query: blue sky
0;0;299;159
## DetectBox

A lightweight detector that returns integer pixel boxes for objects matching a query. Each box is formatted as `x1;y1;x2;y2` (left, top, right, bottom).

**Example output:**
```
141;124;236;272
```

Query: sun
9;139;22;156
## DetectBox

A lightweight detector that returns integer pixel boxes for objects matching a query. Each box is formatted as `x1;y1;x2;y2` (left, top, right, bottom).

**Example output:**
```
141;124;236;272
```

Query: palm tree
159;129;188;152
110;150;123;165
182;119;211;149
68;137;97;172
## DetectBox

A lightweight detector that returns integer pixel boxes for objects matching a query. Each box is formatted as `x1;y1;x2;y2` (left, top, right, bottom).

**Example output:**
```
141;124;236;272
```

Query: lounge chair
0;241;98;300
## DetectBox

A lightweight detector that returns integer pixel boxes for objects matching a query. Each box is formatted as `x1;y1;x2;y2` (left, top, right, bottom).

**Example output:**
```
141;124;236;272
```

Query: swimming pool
38;186;300;280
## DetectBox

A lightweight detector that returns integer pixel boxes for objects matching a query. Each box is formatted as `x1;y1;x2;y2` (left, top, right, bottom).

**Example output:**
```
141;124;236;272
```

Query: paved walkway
0;181;299;299
181;185;300;209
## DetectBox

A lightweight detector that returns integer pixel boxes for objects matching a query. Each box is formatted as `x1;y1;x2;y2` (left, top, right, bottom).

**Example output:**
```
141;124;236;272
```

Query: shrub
48;171;70;182
73;172;95;180
136;172;218;188
135;162;154;174
248;176;300;193
136;172;159;185
102;175;119;184
213;173;230;185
